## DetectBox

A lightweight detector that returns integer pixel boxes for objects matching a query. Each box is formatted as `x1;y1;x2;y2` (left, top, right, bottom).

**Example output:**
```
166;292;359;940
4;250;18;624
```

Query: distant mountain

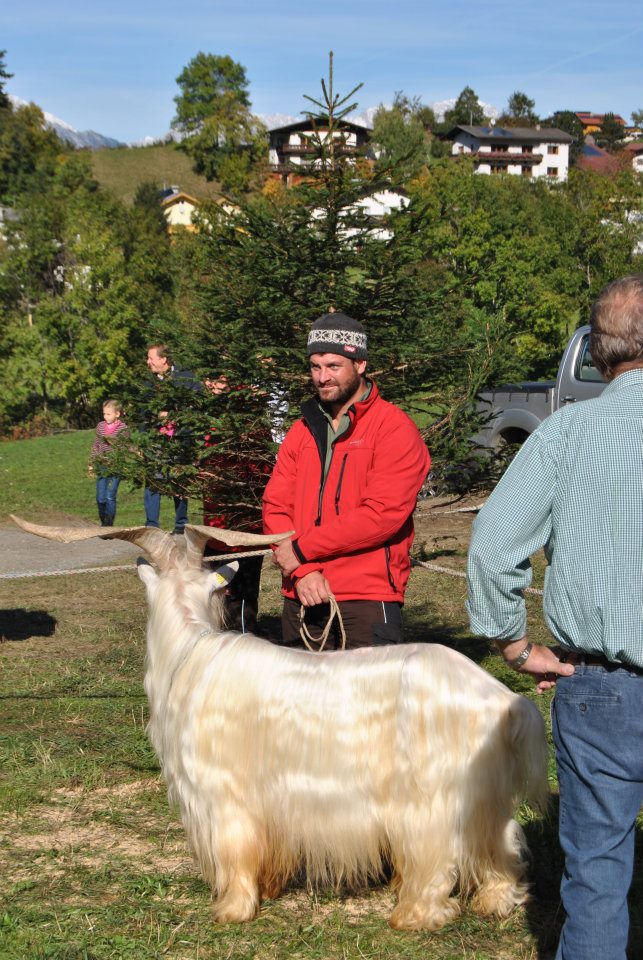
8;95;500;151
9;95;125;150
259;113;298;131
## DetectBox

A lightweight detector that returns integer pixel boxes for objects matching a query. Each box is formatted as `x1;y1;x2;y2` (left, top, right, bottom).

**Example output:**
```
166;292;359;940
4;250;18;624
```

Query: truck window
576;338;604;382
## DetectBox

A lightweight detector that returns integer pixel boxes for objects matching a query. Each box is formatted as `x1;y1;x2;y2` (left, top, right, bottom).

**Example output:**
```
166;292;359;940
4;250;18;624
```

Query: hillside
91;143;222;205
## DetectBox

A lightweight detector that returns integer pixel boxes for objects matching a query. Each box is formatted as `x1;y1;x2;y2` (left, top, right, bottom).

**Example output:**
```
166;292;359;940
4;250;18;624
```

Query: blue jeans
552;663;643;960
144;487;189;532
96;475;120;524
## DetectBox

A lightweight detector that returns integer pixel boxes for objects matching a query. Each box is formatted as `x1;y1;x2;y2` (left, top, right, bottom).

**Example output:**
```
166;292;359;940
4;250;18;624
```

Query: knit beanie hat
306;312;368;360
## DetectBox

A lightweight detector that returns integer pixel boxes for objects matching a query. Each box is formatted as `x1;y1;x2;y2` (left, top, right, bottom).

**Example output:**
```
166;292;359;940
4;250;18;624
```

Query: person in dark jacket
144;344;201;534
263;312;430;649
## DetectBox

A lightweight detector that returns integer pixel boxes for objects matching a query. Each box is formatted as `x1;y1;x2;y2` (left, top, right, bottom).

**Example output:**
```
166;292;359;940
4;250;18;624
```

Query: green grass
91;143;223;206
0;431;179;528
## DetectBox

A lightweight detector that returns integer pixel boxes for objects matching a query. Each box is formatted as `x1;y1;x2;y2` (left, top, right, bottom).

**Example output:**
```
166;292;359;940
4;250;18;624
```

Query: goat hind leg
390;866;460;931
470;818;530;919
389;834;460;932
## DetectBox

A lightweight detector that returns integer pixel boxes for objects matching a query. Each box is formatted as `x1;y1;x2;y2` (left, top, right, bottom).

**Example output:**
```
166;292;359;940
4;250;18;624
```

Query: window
576;338;604;383
547;145;559;155
522;145;533;154
547;167;558;177
521;166;532;176
490;165;503;174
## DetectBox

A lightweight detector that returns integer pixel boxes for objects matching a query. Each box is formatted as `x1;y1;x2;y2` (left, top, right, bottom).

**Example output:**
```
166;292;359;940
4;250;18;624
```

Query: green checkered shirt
467;368;643;668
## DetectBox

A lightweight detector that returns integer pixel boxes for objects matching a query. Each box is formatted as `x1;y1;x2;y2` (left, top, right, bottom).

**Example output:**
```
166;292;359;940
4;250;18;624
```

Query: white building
268;118;371;185
161;191;200;232
447;125;574;181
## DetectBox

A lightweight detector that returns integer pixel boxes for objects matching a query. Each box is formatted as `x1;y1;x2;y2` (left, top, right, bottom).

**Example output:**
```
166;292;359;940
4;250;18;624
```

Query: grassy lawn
1;433;642;958
91;143;222;206
0;431;179;529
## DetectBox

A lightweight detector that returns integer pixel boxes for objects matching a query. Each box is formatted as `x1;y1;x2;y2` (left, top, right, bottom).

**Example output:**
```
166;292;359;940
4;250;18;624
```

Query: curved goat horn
10;515;179;571
183;524;293;568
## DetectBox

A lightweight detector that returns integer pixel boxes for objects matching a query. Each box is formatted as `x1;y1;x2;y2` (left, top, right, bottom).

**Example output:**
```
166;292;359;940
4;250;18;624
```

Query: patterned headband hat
306;312;368;360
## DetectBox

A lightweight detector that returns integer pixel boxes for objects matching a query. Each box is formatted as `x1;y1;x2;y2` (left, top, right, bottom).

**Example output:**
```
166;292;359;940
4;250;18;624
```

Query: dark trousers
281;597;403;650
144;488;189;533
204;553;263;635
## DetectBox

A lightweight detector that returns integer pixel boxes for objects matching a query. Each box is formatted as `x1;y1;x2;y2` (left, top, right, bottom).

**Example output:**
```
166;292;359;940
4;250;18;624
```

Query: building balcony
474;150;543;165
278;142;360;157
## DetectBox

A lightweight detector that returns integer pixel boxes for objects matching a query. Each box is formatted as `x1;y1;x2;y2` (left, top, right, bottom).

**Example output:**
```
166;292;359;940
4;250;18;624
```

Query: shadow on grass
404;600;493;664
0;607;57;641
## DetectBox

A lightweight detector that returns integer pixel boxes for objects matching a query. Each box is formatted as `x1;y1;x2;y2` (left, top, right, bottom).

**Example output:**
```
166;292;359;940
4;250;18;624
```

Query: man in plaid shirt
467;274;643;960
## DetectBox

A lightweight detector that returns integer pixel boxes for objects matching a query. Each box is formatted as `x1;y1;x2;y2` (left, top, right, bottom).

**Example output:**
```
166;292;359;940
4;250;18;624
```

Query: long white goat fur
11;516;548;931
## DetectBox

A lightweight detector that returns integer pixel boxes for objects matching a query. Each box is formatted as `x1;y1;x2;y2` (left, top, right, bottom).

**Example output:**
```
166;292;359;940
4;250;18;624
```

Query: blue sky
4;0;643;142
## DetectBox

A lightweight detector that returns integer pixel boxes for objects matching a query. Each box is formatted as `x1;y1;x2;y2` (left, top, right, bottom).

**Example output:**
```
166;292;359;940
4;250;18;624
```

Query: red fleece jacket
262;382;430;603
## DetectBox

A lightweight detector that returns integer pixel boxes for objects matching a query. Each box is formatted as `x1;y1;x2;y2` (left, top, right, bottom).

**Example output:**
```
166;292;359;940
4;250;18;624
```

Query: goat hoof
212;900;259;924
389;897;460;931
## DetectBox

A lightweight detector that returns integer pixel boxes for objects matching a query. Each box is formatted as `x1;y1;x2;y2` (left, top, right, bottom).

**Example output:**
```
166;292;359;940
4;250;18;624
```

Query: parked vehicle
476;325;606;448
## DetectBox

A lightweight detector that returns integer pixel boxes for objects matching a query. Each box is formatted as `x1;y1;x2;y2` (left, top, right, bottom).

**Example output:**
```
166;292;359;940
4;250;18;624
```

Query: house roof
268;117;371;136
576;142;626;175
447;125;574;144
161;191;199;208
575;111;626;127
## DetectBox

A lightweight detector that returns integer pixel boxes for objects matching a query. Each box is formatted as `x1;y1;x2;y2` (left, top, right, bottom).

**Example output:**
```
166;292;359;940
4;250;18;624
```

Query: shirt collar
602;367;643;395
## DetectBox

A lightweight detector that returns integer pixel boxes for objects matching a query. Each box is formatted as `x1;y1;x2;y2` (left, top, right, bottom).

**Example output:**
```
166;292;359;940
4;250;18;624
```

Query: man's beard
316;370;363;408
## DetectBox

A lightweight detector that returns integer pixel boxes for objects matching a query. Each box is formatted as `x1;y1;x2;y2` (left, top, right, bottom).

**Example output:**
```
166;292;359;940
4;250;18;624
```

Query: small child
89;400;128;526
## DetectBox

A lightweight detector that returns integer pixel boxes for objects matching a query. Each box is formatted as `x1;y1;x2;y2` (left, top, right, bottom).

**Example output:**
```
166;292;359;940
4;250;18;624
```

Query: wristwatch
505;641;533;671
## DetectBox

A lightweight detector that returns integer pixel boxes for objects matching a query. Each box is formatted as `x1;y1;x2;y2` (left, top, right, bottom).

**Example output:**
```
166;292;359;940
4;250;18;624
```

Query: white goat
12;516;548;931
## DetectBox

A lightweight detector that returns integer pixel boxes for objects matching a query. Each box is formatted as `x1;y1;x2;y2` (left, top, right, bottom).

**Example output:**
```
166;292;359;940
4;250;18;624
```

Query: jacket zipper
334;454;348;514
384;545;396;590
315;447;335;525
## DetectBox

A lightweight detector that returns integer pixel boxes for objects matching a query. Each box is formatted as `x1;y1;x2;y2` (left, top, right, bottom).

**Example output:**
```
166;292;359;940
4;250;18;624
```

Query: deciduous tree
371;92;434;181
172;52;266;191
597;112;626;151
501;91;539;126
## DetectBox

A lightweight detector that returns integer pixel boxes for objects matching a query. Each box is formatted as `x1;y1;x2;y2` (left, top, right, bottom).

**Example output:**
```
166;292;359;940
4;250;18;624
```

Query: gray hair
589;274;643;378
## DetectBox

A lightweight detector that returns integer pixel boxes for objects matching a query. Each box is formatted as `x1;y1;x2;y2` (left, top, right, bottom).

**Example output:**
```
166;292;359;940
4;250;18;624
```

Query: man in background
144;344;201;535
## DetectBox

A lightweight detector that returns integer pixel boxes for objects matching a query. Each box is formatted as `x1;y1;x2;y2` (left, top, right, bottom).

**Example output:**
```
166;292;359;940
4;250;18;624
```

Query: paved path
0;522;140;580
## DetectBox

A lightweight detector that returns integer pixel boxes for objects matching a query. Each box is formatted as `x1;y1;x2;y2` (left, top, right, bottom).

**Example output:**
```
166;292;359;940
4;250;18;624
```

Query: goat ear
137;557;158;588
207;561;239;591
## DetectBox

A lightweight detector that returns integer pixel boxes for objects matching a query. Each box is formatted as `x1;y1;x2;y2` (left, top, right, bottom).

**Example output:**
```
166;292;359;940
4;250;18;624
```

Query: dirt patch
2;782;195;878
413;495;481;565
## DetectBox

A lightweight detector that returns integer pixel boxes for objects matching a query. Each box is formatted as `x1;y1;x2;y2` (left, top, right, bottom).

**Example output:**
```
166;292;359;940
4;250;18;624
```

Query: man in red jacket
263;312;431;649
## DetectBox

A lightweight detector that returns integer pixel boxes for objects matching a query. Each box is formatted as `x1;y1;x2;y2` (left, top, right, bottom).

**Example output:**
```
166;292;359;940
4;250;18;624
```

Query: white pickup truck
476;325;606;448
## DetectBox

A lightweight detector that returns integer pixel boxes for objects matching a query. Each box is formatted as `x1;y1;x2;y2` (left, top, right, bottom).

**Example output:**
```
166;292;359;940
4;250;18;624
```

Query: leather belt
557;648;643;674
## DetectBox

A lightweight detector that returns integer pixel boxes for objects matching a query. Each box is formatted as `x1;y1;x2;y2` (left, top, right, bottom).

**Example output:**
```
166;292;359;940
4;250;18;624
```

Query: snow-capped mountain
8;95;500;151
259;113;298;131
9;95;125;149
